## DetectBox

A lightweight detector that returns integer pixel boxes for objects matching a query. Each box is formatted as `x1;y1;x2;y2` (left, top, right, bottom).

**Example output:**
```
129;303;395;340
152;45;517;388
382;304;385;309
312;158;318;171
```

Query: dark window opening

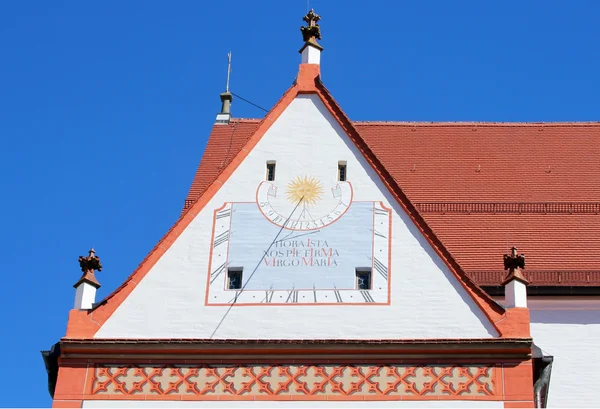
227;268;243;290
356;268;372;290
338;162;347;181
266;161;276;181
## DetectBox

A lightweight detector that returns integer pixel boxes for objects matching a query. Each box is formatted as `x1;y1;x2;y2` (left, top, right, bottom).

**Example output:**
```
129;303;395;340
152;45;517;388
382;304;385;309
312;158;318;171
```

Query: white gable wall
95;94;498;339
529;299;600;408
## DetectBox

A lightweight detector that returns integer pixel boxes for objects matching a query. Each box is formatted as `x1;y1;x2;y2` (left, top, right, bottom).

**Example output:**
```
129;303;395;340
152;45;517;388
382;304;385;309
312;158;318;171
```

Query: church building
43;10;600;408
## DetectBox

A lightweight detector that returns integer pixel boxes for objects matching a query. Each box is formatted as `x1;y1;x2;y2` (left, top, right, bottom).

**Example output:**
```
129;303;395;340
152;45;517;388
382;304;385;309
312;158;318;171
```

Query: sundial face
256;176;352;231
205;175;392;306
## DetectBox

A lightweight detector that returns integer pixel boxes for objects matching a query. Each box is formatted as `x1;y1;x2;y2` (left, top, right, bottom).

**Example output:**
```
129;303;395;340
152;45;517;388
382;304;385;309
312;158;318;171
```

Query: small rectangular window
338;161;347;181
266;161;276;181
227;267;243;290
355;268;372;290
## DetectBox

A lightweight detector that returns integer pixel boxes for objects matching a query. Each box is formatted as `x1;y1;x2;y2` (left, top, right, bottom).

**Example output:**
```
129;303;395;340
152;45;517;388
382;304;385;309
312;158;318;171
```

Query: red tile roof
184;119;260;211
354;122;600;202
184;120;600;287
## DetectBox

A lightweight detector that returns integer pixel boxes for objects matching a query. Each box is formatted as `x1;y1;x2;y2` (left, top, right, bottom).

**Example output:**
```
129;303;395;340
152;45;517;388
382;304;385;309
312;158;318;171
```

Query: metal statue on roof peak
301;9;322;42
504;246;525;271
79;248;103;274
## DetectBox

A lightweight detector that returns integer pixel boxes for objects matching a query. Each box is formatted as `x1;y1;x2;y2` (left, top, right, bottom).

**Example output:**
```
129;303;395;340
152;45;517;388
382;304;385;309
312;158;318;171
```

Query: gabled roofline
65;63;527;340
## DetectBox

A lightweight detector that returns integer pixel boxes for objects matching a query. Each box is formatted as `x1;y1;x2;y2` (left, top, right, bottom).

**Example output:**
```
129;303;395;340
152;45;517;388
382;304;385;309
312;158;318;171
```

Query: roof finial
216;52;233;125
73;248;102;309
79;248;102;275
502;246;529;308
299;9;323;65
225;51;232;93
503;246;526;274
301;9;322;43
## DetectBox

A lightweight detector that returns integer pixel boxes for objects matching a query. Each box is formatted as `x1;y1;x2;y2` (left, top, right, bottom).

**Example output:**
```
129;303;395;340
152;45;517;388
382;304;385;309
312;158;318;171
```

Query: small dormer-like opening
338;161;347;181
227;267;243;290
355;268;372;290
266;161;276;181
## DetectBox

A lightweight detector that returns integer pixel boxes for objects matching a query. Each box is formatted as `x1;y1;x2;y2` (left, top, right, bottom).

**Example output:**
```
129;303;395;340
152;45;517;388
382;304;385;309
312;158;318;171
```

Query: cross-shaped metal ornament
301;9;322;42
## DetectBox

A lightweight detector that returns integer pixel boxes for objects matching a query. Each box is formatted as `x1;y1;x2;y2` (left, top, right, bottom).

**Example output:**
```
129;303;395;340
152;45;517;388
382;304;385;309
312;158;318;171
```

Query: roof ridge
230;119;600;126
353;121;600;126
230;118;262;123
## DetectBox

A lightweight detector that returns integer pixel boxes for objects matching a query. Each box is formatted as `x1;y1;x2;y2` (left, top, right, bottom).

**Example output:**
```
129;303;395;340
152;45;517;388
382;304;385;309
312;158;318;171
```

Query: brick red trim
52;401;82;408
471;270;600;286
416;202;600;215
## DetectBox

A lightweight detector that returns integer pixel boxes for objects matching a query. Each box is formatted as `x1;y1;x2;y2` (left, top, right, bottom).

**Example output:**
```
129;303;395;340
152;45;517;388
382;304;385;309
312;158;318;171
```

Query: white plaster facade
529;298;600;408
95;94;498;340
82;400;505;408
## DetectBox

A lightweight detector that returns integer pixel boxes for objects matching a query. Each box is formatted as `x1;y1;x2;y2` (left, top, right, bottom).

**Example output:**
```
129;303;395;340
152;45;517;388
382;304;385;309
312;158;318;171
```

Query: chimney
73;248;102;310
502;246;529;308
299;9;323;65
215;92;233;125
216;52;233;125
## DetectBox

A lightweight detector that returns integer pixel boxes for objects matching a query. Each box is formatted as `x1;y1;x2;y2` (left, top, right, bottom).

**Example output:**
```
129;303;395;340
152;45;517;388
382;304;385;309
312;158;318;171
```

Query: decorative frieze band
90;364;498;400
416;202;600;214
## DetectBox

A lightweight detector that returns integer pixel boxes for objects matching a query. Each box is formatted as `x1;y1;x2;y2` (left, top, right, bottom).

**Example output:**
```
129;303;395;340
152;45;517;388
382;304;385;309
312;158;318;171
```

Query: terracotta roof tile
183;121;600;286
420;213;600;271
184;119;260;211
355;122;600;202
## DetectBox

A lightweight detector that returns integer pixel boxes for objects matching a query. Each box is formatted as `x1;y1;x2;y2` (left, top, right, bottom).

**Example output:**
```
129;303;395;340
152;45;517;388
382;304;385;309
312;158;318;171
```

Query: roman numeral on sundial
228;291;241;304
374;258;388;280
213;231;229;247
360;290;375;303
286;289;299;303
374;207;388;216
334;289;343;302
263;289;274;303
210;262;227;284
373;229;386;239
216;209;231;219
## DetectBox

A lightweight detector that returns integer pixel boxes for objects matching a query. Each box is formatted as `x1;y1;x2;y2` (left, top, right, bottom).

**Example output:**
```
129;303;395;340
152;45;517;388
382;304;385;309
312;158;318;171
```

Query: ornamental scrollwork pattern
91;364;497;399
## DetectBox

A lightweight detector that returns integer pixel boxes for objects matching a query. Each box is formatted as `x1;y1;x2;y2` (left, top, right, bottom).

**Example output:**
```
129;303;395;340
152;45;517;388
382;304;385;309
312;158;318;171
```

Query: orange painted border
203;203;227;305
52;364;90;407
502;360;534;402
65;62;522;339
381;200;393;303
52;400;82;408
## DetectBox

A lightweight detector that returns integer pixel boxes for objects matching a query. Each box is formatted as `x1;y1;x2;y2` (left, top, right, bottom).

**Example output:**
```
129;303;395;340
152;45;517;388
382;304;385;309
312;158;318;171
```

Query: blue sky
1;1;599;407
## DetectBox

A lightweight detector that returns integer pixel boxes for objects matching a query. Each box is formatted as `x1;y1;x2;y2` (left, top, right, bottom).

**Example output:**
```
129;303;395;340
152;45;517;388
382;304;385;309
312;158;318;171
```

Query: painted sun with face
286;176;324;206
